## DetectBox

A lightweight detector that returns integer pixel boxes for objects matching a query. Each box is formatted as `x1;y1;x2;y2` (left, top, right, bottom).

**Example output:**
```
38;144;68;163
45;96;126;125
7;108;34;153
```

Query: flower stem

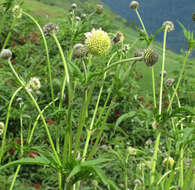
23;11;55;108
52;33;73;161
159;26;168;114
150;26;168;186
8;59;61;167
82;52;117;161
0;87;22;163
167;50;191;112
152;67;157;108
135;9;149;42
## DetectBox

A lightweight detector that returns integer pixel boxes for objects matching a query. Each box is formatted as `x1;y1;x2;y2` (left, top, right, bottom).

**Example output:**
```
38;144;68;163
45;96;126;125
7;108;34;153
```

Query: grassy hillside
0;1;195;189
22;0;195;94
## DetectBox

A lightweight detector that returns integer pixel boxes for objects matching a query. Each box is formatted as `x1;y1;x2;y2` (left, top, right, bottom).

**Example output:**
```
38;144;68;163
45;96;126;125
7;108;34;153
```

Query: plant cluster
0;0;195;190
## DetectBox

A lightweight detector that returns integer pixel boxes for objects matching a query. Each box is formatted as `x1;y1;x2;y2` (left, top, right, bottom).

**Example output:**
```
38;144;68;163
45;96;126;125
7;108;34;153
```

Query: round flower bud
162;21;174;32
0;49;12;59
73;43;87;58
85;28;111;56
43;23;59;36
0;122;4;135
112;31;124;44
75;16;81;22
71;3;77;9
81;13;87;19
12;5;22;18
192;13;195;22
165;78;175;87
29;77;41;91
130;1;139;10
96;4;103;14
144;48;158;67
163;157;174;168
160;70;167;78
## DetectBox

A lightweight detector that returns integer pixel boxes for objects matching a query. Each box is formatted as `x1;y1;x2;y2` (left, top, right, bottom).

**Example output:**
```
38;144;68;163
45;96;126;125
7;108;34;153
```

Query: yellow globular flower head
85;28;111;56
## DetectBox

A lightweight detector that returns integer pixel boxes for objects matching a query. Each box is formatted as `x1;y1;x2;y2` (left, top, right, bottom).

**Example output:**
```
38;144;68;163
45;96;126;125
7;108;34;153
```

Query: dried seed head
73;43;87;58
134;49;144;59
122;44;130;54
130;1;139;10
96;4;103;14
192;13;195;21
144;48;158;66
163;157;174;168
162;21;174;32
0;122;4;135
12;5;22;18
85;28;111;56
75;16;81;21
0;49;12;59
160;70;167;78
29;77;41;91
43;23;59;36
165;78;175;87
81;13;87;19
112;31;124;44
71;3;77;9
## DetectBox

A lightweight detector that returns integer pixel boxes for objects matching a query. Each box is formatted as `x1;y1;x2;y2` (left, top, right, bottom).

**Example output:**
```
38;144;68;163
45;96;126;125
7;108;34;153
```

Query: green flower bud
96;4;103;14
73;43;87;58
163;157;174;168
144;47;158;66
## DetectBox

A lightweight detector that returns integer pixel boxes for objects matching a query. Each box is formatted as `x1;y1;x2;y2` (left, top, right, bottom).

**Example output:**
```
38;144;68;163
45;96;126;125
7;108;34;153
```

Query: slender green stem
8;60;61;167
159;26;168;114
135;9;149;41
52;33;73;162
150;132;161;185
27;98;58;144
167;50;191;112
73;81;96;159
150;26;168;186
23;11;55;107
104;56;143;73
9;165;21;190
152;67;157;108
52;33;71;108
82;52;117;161
1;12;18;51
175;89;184;187
0;87;23;163
9;103;24;190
